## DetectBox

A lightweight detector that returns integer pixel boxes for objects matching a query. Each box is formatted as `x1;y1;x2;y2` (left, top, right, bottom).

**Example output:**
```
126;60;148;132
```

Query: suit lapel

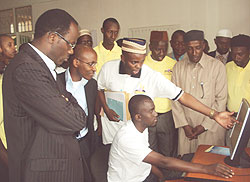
85;81;92;117
21;43;58;87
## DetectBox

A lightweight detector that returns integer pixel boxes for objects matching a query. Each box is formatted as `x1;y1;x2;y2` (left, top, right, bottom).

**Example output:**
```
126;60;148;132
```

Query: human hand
96;115;102;136
105;108;120;122
192;125;206;138
183;125;196;140
204;163;234;178
214;111;238;129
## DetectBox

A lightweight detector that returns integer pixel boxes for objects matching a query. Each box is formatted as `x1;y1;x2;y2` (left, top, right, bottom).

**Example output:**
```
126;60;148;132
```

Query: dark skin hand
144;151;234;179
183;125;196;139
183;125;206;140
98;90;120;122
192;125;206;138
205;163;234;179
104;107;120;122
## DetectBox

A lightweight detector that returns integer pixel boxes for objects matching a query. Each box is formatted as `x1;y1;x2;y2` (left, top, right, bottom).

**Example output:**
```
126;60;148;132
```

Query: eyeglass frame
75;57;97;67
54;31;76;49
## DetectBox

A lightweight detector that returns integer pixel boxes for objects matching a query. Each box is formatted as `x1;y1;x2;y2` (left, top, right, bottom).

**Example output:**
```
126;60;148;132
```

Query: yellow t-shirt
226;60;250;112
144;53;176;113
0;74;7;149
94;41;122;74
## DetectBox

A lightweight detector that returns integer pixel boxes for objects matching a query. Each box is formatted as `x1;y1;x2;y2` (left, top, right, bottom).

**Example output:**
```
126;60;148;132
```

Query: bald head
69;45;97;81
73;45;95;58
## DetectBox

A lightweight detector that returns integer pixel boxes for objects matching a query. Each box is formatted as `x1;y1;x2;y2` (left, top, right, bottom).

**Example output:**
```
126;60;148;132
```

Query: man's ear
149;43;153;52
170;39;173;47
101;27;104;34
134;113;141;121
121;54;125;63
72;58;80;68
0;47;2;54
202;41;206;51
214;38;217;45
48;32;57;44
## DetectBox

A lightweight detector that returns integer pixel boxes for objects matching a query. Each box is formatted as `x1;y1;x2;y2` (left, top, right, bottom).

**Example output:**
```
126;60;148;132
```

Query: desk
184;145;250;182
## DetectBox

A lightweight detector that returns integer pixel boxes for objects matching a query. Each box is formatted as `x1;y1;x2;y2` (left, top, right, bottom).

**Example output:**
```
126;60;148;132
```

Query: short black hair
171;30;185;40
34;9;78;39
102;17;120;29
128;95;152;119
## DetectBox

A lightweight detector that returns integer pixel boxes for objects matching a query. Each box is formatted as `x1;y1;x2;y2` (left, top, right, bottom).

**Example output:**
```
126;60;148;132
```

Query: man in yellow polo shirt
226;34;250;148
144;31;178;177
94;18;121;74
226;34;250;113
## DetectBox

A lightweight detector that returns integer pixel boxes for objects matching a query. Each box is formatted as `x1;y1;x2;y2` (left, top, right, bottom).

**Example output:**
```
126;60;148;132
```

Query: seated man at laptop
108;95;234;182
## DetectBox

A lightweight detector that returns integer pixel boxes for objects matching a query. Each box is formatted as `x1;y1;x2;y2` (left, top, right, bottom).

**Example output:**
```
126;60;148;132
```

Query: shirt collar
149;52;166;62
173;52;185;61
215;51;229;59
100;41;120;52
187;53;206;68
28;43;56;74
232;59;250;71
65;68;88;89
119;60;141;78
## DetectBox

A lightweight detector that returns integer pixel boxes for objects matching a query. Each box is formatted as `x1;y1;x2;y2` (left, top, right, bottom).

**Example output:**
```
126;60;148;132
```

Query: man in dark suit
208;29;233;64
58;45;98;182
3;9;87;182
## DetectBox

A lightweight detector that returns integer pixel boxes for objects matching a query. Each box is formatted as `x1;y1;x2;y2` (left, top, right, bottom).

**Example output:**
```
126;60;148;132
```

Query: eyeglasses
54;32;76;49
76;57;97;67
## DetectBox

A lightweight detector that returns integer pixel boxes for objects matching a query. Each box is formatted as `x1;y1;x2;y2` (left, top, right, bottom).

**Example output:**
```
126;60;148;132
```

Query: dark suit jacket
57;72;98;153
208;50;232;63
3;43;87;182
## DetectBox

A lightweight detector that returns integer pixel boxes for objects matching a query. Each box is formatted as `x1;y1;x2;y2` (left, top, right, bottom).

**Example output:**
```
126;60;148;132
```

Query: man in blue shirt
58;45;98;182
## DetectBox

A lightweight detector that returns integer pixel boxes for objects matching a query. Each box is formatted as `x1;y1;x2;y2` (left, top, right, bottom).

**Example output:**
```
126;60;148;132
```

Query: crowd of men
0;8;249;182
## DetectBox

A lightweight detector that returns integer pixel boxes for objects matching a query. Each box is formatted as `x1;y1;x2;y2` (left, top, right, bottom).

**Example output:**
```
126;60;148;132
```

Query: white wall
1;0;249;50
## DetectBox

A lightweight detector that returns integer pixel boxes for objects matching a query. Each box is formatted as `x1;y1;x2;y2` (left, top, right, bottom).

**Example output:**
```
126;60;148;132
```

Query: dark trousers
148;110;178;157
78;133;92;182
148;110;179;179
0;158;8;182
143;172;158;182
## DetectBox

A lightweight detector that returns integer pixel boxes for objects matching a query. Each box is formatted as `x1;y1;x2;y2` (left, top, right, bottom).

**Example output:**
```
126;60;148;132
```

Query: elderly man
94;17;121;74
172;30;228;156
144;31;177;160
3;9;87;182
168;30;187;61
108;95;234;182
97;37;235;147
208;29;233;64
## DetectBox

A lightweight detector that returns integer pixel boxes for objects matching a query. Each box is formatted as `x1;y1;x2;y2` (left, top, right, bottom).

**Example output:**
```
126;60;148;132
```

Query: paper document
104;91;131;121
205;146;230;156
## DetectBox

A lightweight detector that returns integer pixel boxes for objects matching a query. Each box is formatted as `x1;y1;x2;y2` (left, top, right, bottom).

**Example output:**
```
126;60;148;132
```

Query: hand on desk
204;163;234;178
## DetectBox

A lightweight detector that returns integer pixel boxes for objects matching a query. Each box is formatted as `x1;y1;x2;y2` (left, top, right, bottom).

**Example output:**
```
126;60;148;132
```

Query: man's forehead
151;40;168;46
187;40;203;46
0;36;13;44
